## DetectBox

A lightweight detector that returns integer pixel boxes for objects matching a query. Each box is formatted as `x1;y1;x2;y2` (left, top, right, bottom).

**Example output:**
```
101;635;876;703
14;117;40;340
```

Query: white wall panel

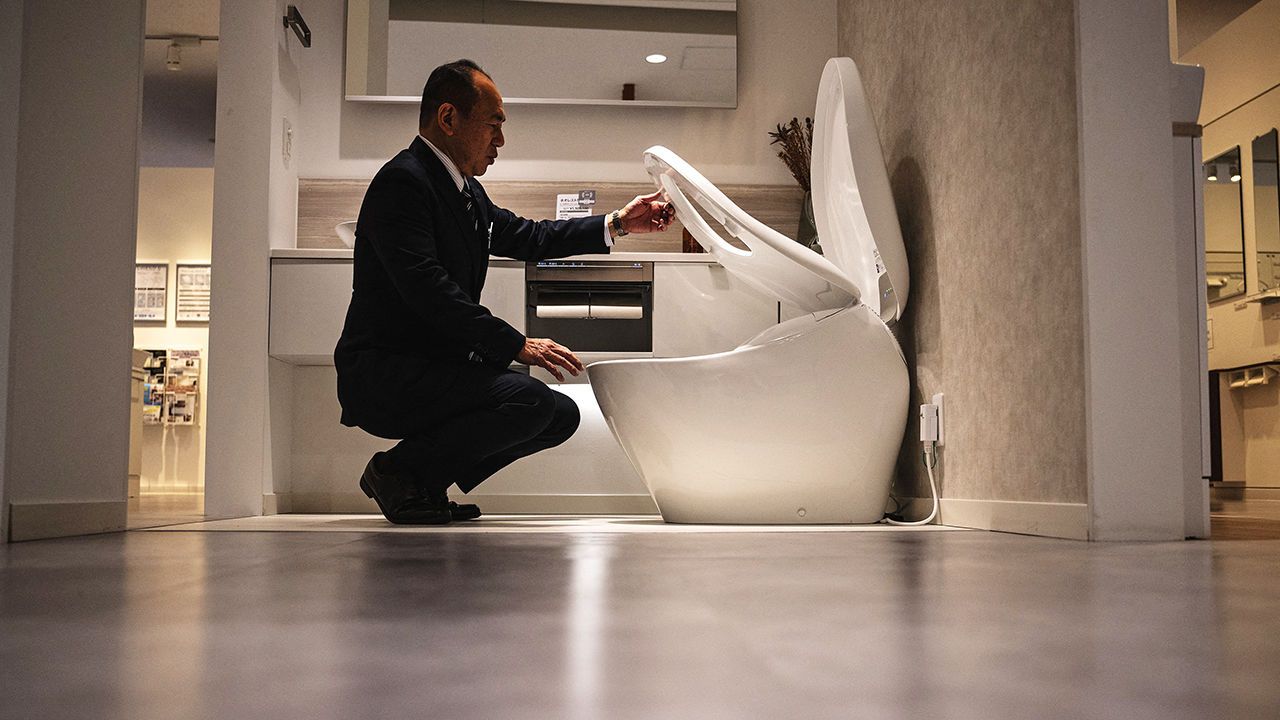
653;263;777;357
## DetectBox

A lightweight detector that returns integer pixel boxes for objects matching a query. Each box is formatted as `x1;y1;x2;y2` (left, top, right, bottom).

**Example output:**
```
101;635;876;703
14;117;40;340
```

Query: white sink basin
334;221;357;248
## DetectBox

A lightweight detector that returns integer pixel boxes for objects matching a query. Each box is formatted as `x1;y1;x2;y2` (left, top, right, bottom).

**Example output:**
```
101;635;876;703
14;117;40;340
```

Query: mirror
1204;146;1246;302
1254;129;1280;293
345;0;738;107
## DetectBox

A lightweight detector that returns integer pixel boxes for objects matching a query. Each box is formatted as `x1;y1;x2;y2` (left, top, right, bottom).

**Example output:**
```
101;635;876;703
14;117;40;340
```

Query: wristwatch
609;210;629;237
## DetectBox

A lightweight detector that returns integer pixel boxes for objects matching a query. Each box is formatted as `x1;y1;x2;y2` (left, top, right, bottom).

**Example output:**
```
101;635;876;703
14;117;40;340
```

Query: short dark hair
419;59;491;129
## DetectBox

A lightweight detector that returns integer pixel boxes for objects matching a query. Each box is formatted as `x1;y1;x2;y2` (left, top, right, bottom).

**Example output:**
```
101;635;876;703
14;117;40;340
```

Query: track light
1230;164;1241;182
148;35;214;71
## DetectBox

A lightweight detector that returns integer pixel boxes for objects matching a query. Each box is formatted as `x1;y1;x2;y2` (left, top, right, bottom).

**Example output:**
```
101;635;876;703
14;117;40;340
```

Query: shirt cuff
603;215;614;247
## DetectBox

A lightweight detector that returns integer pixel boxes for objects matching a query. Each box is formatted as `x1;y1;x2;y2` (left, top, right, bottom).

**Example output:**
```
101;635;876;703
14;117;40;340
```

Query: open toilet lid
640;59;908;319
811;57;909;324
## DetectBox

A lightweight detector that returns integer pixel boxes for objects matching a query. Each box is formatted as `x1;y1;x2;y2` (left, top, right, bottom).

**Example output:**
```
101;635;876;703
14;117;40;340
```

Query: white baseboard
278;492;658;515
1212;485;1280;502
902;496;1089;540
8;500;127;542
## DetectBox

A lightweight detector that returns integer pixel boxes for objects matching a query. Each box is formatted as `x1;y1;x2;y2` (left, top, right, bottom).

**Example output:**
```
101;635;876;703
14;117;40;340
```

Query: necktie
460;185;479;232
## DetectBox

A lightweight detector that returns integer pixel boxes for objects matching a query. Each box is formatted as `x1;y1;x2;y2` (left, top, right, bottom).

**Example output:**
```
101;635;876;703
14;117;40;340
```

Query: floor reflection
564;536;614;718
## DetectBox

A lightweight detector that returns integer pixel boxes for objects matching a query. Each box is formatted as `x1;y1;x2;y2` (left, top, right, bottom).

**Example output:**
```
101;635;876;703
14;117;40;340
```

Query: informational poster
166;393;196;424
142;382;165;424
555;189;597;220
134;263;168;322
140;349;167;425
175;264;211;322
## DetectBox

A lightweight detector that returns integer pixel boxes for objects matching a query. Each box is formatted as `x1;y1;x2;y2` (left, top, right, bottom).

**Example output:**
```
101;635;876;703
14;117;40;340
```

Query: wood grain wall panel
298;178;804;253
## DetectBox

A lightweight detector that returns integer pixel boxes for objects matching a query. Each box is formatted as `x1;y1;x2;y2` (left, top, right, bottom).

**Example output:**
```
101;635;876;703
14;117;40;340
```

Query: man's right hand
516;337;585;382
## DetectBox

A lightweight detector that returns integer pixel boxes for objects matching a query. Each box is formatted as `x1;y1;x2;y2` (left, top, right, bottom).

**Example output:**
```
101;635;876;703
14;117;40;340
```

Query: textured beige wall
836;0;1087;503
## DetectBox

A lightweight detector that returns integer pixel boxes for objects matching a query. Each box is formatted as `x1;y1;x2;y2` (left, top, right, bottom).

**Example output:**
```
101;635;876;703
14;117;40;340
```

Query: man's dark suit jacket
334;137;609;429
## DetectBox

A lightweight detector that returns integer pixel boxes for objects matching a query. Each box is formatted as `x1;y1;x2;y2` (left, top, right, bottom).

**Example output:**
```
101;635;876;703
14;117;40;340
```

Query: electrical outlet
919;403;939;442
932;392;945;446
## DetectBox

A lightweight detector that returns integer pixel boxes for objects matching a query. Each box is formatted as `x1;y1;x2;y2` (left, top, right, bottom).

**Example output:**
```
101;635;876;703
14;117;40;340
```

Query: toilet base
590;305;909;526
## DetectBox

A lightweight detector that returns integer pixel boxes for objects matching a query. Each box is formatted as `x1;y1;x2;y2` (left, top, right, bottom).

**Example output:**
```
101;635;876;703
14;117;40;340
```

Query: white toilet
587;57;911;524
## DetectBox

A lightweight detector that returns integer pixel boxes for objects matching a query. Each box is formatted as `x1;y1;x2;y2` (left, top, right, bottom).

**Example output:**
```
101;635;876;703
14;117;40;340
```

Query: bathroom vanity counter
269;248;718;263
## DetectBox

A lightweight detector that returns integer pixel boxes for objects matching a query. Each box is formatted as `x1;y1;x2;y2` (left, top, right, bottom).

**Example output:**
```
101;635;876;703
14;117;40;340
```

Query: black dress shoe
359;452;452;525
425;486;482;521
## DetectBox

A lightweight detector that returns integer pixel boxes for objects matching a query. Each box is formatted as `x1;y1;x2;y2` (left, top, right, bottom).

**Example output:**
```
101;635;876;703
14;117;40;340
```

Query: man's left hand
616;191;676;234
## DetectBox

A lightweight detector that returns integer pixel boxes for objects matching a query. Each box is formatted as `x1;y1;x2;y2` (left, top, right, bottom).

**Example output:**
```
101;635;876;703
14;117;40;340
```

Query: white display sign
134;263;168;322
555;190;596;221
175;264;211;322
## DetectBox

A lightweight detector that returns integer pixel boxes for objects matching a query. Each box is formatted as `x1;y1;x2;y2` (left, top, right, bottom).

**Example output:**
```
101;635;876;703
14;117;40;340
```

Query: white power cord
883;441;939;526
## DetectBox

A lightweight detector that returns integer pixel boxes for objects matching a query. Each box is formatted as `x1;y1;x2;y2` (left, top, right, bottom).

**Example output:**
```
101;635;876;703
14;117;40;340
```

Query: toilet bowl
587;57;911;524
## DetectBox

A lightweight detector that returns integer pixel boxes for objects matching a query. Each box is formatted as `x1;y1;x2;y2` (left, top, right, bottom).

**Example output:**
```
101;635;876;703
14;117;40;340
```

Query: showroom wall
134;167;214;491
836;0;1192;539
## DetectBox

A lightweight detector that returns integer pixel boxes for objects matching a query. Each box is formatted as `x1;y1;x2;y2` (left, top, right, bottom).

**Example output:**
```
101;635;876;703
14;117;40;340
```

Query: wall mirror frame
1204;145;1246;303
1253;129;1280;295
345;0;739;108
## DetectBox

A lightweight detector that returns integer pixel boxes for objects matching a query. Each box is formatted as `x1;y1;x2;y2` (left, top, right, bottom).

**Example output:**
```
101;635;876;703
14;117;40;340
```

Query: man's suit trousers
341;354;580;493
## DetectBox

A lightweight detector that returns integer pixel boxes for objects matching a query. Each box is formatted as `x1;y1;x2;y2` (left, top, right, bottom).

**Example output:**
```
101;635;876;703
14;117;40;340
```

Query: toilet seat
644;148;857;314
644;57;908;321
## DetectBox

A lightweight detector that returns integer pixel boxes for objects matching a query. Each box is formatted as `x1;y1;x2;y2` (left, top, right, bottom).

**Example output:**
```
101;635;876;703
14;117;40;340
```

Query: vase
797;190;822;255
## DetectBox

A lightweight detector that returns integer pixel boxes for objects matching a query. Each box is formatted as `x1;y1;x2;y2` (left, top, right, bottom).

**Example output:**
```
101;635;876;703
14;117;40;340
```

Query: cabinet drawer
269;259;527;364
269;260;352;364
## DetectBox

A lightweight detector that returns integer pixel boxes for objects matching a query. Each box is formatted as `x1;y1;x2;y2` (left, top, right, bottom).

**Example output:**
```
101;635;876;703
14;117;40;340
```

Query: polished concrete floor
127;491;204;530
2;523;1279;719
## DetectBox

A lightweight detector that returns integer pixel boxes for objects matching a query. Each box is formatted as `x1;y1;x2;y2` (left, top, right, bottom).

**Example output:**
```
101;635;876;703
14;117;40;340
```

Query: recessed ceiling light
645;54;667;64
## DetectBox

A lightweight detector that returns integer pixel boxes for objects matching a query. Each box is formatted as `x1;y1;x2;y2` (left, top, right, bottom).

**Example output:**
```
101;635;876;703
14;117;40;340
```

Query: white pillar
4;0;145;541
205;0;300;518
1076;0;1188;540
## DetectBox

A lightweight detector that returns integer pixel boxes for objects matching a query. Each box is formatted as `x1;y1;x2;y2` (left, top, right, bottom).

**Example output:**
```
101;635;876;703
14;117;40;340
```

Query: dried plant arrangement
768;117;813;192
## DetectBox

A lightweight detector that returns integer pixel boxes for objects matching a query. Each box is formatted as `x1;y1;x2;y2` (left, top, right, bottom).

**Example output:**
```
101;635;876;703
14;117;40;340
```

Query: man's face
447;73;505;177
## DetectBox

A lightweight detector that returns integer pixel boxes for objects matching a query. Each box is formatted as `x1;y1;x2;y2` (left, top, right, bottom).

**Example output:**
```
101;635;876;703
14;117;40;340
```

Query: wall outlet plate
932;392;945;446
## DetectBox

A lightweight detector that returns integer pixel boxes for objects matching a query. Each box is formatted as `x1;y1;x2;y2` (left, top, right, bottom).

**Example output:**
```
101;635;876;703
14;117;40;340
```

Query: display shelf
139;348;201;425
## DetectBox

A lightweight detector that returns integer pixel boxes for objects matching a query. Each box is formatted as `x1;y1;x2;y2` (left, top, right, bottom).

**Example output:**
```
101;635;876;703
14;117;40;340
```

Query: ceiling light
1230;164;1242;182
166;42;181;71
645;54;667;64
